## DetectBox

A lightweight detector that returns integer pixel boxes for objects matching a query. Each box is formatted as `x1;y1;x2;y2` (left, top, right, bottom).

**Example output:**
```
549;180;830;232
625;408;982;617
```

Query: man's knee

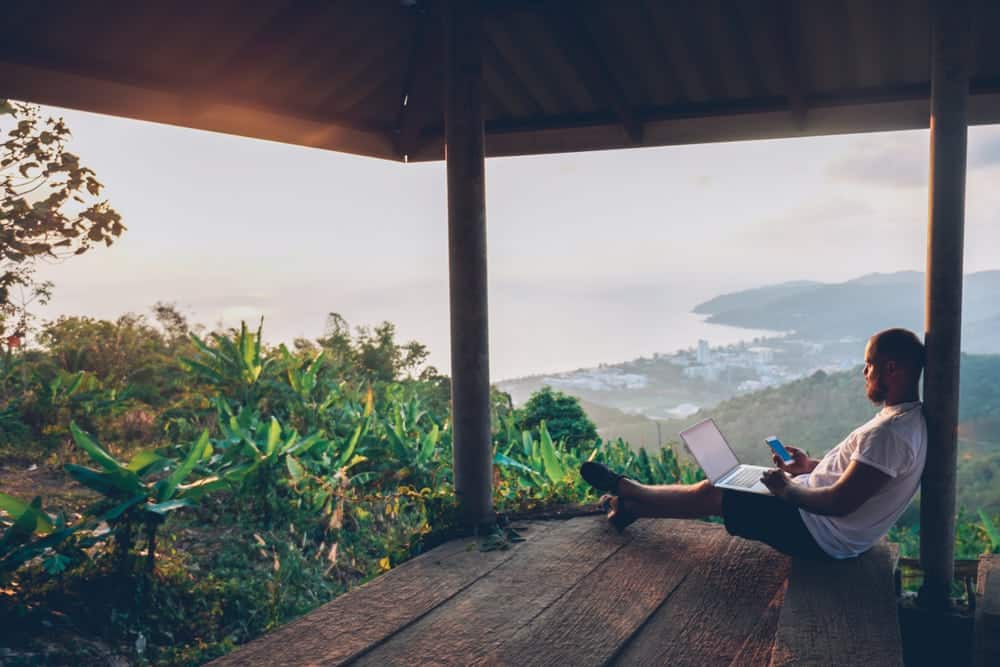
694;480;723;512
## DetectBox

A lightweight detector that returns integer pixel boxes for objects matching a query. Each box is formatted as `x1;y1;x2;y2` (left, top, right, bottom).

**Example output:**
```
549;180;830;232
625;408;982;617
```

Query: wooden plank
483;16;562;115
538;6;642;141
975;554;1000;667
770;540;903;666
208;521;556;666
642;0;710;102
614;530;791;665
729;581;788;667
475;520;728;667
351;516;630;666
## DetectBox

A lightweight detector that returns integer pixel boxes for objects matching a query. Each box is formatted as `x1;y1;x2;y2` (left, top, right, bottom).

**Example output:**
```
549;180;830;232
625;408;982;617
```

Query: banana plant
979;508;1000;554
0;493;84;580
182;319;273;407
64;423;217;573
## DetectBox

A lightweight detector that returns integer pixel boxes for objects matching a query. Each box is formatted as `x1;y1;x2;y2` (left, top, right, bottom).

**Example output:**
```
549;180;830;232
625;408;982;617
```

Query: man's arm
761;461;891;517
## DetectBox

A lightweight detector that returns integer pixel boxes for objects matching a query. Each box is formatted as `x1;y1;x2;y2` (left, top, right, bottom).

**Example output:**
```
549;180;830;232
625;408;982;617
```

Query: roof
2;0;999;162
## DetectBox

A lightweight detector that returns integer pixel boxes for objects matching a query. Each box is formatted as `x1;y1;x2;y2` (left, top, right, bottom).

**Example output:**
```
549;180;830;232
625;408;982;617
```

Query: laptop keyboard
723;467;761;488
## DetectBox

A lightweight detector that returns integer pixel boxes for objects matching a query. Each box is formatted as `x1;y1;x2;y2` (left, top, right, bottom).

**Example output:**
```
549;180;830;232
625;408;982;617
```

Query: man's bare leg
602;479;723;522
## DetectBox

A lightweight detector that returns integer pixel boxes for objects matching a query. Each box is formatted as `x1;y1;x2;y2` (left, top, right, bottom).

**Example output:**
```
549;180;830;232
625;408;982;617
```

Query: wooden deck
209;516;902;666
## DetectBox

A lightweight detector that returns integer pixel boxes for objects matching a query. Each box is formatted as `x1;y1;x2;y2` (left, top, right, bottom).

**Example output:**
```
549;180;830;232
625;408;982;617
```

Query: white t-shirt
793;401;927;559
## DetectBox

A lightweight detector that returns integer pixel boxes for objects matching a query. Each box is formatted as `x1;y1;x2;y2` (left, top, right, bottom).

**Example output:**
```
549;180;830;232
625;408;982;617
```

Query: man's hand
761;468;791;499
772;445;816;476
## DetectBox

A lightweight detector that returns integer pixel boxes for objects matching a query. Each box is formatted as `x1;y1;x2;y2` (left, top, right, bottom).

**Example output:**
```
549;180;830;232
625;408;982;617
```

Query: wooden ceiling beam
483;17;561;114
481;35;544;118
822;0;860;91
642;0;710;102
395;8;442;161
772;0;808;127
719;0;768;97
538;6;643;143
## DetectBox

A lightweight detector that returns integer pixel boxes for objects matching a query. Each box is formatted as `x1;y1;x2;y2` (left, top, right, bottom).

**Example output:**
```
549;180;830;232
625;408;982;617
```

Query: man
580;328;928;559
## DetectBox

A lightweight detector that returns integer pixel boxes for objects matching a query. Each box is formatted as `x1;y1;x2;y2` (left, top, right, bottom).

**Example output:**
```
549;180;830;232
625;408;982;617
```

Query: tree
516;386;598;449
1;100;124;339
317;312;433;383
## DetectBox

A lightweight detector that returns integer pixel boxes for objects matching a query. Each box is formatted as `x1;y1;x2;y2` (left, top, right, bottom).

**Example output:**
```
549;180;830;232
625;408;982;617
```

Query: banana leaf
70;422;125;474
126;450;169;475
979;508;1000;553
157;430;211;502
265;417;281;457
101;493;145;521
64;463;144;497
176;476;227;500
144;499;193;515
493;452;540;477
286;455;305;482
0;493;53;535
419;424;439;463
538;423;566;484
337;422;365;468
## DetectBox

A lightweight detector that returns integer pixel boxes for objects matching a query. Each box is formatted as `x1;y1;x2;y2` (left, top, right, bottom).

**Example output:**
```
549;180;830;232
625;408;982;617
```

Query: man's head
864;328;925;404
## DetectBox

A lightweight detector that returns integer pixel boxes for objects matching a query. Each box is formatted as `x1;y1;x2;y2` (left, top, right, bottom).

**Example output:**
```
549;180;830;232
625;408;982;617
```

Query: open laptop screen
679;419;739;483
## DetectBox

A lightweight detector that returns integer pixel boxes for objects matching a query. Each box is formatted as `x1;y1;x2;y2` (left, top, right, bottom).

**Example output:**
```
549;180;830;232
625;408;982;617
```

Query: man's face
864;340;888;403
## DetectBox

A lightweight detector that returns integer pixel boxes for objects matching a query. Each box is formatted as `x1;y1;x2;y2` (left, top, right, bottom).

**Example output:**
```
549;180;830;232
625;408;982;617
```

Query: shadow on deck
209;516;901;666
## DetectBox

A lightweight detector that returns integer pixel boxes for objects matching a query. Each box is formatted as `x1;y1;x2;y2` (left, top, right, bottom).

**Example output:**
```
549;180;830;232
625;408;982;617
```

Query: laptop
679;418;771;495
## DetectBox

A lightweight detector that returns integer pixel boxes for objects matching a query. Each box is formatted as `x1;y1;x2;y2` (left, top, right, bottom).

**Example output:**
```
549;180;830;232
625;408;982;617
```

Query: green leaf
70;422;123;474
175;476;227;500
494;452;540;477
419;424;439;463
101;494;145;521
158;430;211;502
288;433;326;456
144;499;193;515
265;417;281;457
338;423;364;468
64;464;142;497
979;508;1000;553
286;456;304;482
127;450;168;475
43;553;72;576
538;422;566;484
0;493;53;534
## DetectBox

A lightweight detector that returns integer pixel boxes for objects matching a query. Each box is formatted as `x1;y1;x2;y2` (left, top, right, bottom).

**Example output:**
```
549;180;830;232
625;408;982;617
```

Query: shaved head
869;328;925;380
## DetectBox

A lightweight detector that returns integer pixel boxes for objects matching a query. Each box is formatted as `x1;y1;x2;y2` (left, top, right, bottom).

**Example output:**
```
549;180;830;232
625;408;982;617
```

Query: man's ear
885;360;898;376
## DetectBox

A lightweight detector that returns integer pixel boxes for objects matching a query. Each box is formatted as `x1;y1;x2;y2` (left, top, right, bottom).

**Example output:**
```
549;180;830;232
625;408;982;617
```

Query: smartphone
766;436;794;463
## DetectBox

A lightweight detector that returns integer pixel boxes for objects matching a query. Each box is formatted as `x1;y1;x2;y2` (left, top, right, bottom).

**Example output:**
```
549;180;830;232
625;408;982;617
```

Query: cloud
825;138;928;188
969;130;1000;168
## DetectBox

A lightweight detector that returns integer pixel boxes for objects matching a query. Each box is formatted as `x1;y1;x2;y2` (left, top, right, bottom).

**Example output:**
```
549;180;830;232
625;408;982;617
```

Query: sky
19;104;1000;379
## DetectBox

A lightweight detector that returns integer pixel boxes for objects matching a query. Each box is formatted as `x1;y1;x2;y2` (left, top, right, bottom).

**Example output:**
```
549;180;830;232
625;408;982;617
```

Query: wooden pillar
444;0;493;527
919;0;972;611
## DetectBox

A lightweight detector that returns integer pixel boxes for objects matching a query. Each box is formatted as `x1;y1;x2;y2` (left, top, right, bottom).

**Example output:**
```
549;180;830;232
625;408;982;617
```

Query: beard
867;379;888;403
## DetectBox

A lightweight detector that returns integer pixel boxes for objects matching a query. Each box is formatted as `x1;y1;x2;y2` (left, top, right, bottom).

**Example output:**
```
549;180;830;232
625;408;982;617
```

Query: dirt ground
0;462;96;516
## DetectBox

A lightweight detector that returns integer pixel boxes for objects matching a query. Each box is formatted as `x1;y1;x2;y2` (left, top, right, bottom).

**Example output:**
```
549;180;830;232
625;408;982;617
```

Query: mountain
693;271;1000;352
692;280;824;317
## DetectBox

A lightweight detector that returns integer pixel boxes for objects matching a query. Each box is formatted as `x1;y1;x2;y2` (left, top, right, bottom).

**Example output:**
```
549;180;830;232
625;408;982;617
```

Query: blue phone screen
766;437;793;462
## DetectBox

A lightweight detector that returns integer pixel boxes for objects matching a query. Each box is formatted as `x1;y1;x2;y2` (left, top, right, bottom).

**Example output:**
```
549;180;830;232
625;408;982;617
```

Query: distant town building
697;339;711;364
